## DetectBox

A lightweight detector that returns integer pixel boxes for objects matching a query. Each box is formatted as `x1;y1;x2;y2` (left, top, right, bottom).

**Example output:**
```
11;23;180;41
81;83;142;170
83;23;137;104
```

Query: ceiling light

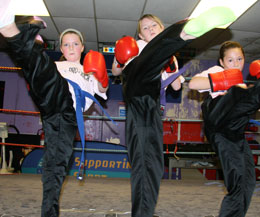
103;46;115;54
189;0;258;28
13;0;49;16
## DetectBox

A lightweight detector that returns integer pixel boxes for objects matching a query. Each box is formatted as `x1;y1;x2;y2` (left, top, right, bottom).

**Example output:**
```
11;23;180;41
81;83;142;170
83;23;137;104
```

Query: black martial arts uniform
6;23;77;217
202;84;258;217
122;21;191;217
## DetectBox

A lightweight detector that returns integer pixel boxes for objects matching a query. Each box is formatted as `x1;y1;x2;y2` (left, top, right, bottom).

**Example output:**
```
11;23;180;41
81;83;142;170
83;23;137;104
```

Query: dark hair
219;41;244;60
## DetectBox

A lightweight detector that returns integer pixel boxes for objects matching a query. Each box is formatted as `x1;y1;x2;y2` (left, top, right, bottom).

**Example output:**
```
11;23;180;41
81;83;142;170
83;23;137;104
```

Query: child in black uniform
112;8;237;217
0;1;108;216
189;41;257;217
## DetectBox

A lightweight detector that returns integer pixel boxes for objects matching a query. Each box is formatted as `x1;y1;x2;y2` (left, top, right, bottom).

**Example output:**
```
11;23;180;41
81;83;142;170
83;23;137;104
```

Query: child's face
60;33;84;62
220;47;245;71
138;18;164;43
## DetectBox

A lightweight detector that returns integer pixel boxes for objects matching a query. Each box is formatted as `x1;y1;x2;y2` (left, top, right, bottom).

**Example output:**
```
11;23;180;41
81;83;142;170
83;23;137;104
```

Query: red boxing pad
115;36;139;65
83;50;108;88
164;56;177;73
209;68;243;92
249;60;260;79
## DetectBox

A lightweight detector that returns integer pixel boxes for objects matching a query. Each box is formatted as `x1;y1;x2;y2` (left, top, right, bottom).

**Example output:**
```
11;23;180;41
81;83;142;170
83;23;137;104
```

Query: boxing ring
1;108;260;217
1;71;260;216
1;61;259;178
1;108;260;181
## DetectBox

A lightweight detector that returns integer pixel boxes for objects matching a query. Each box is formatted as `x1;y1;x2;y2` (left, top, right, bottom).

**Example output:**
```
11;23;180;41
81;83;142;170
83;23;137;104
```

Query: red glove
208;69;243;92
83;50;108;88
249;60;260;79
164;56;177;73
114;36;139;67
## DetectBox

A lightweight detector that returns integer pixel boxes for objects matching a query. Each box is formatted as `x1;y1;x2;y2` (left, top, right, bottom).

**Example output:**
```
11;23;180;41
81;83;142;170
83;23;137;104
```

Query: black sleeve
123;20;191;99
202;85;260;137
6;23;72;116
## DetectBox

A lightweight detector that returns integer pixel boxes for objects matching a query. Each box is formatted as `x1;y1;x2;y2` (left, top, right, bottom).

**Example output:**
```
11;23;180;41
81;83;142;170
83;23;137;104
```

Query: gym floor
0;170;260;217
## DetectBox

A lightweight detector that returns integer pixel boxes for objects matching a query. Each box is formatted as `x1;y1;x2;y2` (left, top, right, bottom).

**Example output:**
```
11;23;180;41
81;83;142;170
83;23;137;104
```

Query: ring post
0;122;11;174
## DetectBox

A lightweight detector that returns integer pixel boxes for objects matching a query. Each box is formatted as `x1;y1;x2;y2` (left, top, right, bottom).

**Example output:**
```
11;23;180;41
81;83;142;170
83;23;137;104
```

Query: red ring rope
0;66;22;71
0;142;43;148
0;109;40;115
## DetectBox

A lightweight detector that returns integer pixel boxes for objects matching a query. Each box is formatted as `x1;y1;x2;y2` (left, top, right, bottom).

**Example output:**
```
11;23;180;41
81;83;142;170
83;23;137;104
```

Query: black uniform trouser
202;84;260;217
126;96;164;217
123;21;191;217
6;23;77;217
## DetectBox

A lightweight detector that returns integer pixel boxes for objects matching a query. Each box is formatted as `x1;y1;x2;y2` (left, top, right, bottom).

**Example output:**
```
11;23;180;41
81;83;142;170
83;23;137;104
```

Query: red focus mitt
164;56;177;73
208;68;243;92
249;60;260;79
114;36;139;67
83;50;108;88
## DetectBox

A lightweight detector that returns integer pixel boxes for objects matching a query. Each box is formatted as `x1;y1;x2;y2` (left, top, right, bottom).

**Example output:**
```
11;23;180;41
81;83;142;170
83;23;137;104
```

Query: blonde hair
137;14;164;35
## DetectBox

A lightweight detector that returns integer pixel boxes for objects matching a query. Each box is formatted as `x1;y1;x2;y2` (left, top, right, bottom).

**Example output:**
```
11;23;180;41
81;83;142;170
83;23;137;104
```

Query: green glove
184;6;236;37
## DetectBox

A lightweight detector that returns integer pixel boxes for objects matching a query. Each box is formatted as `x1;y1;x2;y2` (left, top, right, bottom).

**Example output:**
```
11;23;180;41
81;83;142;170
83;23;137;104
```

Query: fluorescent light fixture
189;0;258;28
13;0;49;16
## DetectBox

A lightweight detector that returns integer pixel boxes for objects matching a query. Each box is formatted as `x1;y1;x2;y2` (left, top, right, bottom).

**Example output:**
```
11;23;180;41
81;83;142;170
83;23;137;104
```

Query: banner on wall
21;141;131;178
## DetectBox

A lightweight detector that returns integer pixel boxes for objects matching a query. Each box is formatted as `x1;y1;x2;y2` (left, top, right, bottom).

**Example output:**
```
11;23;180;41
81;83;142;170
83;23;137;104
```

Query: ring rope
0;108;40;115
60;208;131;214
0;142;217;155
0;142;43;148
0;66;22;72
2;109;259;124
0;108;205;122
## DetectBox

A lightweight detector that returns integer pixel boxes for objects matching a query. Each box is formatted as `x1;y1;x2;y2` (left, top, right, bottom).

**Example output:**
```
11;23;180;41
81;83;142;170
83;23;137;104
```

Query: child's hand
236;83;247;89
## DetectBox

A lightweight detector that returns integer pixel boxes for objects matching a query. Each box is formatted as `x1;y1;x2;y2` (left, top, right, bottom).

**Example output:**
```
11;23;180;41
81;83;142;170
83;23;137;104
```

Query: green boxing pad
184;6;236;37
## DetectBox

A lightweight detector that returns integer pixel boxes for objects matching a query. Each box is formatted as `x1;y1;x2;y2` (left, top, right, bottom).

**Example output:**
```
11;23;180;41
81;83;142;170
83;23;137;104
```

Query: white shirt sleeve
136;39;147;55
195;65;224;78
194;65;226;98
